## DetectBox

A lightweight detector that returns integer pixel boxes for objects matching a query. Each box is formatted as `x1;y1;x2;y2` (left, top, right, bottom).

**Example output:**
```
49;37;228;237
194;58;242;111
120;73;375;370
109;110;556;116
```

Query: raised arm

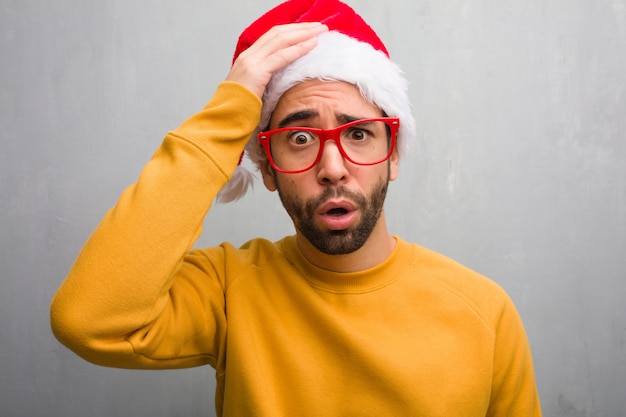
50;23;328;369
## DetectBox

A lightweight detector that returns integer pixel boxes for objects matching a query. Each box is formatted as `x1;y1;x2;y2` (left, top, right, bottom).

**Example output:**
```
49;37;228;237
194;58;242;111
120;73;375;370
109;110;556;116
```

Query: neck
295;211;396;273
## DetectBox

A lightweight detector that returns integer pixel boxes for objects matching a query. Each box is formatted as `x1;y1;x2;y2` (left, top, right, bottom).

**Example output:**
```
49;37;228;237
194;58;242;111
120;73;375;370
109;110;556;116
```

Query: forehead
270;79;382;125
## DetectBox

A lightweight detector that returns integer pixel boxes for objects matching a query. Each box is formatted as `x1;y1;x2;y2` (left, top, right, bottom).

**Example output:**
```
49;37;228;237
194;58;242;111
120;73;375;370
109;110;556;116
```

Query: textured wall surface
1;0;625;416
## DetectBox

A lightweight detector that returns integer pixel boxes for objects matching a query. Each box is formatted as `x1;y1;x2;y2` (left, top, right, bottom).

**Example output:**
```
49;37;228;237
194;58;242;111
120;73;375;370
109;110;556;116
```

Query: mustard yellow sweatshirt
51;82;541;416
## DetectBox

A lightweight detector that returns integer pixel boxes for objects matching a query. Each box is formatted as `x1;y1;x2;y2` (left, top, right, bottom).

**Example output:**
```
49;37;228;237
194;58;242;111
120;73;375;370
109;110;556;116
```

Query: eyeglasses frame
257;117;400;174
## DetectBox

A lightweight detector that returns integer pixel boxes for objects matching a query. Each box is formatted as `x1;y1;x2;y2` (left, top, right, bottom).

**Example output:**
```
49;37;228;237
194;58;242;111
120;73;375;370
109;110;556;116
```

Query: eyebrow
276;111;371;129
336;114;363;124
277;110;319;128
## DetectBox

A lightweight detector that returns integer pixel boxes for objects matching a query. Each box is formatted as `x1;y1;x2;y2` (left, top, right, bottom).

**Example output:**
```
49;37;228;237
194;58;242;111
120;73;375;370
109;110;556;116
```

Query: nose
316;139;349;185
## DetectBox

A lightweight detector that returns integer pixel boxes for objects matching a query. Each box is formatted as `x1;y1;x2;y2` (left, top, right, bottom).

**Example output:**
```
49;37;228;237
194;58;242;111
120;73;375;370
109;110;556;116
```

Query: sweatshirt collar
281;235;415;293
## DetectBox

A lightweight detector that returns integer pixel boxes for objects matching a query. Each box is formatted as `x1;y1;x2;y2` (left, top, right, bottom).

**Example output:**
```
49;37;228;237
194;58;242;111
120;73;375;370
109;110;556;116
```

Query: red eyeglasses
257;117;400;174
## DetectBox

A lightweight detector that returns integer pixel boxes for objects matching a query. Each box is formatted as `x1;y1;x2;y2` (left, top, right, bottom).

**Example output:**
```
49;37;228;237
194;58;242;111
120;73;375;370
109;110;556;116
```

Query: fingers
248;22;327;63
226;22;328;98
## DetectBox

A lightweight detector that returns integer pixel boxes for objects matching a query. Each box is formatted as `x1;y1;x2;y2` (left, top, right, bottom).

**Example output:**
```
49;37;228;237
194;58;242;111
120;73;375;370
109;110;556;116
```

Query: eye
288;130;315;145
347;128;369;141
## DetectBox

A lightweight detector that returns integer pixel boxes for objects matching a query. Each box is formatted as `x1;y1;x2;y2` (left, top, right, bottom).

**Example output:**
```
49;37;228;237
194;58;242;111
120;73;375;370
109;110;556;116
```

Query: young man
51;0;542;415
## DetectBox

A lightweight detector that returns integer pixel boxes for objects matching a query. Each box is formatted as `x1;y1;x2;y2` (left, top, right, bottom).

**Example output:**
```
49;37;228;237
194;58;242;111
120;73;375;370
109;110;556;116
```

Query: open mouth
316;200;358;230
326;207;349;217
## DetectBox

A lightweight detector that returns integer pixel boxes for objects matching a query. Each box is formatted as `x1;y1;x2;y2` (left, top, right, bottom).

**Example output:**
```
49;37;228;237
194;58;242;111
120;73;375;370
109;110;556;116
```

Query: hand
226;22;328;98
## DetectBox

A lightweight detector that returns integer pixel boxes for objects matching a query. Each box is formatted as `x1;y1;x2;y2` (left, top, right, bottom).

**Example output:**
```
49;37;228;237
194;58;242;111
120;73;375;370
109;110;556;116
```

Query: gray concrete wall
1;0;624;416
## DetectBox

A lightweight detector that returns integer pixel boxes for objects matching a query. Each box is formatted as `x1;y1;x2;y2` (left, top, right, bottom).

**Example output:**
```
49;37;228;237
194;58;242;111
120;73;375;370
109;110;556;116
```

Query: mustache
305;186;367;214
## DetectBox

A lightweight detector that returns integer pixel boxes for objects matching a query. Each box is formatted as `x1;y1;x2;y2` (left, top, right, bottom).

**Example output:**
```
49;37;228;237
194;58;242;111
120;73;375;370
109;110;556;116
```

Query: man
51;0;542;416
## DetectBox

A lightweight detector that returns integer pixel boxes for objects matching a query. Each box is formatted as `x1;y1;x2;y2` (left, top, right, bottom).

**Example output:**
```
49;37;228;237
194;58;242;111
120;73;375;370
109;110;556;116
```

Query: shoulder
186;236;292;284
399;238;517;327
192;236;288;265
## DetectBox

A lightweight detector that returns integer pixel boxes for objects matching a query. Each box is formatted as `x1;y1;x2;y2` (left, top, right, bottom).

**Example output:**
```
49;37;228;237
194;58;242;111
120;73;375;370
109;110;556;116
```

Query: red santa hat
218;0;415;202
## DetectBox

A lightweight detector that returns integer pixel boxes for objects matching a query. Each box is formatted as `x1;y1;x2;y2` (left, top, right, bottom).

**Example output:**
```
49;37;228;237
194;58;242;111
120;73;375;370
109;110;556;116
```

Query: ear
389;148;400;182
260;158;278;191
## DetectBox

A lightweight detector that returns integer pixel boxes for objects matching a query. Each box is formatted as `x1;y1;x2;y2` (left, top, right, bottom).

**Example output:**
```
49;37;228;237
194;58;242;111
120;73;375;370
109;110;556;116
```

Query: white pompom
216;165;255;203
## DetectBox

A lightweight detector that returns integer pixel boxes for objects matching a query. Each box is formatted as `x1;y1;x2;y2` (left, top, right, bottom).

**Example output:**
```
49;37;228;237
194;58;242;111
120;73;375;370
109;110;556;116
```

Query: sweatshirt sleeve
50;81;262;369
487;294;542;416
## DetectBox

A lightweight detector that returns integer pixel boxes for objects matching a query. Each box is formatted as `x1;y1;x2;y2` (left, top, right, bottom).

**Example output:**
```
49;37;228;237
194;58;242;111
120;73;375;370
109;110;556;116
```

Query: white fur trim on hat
217;31;415;203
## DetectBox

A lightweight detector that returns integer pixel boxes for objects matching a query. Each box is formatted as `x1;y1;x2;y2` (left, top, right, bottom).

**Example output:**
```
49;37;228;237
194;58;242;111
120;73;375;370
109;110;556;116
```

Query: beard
276;176;389;255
